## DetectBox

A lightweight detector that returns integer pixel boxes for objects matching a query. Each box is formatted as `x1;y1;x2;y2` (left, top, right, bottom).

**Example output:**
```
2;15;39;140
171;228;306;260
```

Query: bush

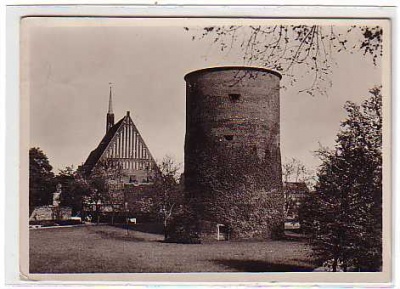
165;204;201;244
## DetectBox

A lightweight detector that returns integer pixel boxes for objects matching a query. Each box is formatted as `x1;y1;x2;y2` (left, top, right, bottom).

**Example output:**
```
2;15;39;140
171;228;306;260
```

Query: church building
81;87;158;185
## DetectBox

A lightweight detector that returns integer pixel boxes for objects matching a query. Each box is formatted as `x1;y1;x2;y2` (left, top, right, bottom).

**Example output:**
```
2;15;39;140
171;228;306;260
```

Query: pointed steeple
108;85;113;114
106;83;115;133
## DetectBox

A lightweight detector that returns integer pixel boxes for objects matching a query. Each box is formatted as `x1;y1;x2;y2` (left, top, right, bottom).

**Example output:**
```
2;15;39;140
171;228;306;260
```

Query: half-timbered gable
81;88;158;185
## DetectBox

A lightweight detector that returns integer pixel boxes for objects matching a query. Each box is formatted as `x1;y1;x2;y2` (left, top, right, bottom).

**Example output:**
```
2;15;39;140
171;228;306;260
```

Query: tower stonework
183;67;284;241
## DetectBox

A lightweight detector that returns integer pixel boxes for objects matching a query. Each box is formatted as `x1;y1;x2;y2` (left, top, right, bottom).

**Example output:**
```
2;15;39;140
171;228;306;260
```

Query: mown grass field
29;224;315;273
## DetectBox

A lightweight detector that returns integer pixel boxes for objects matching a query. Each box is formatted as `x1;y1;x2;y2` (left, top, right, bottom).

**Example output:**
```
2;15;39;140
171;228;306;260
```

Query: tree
300;86;382;272
282;158;315;221
85;161;126;224
29;147;55;213
152;156;183;240
55;166;91;216
282;157;315;184
185;25;383;96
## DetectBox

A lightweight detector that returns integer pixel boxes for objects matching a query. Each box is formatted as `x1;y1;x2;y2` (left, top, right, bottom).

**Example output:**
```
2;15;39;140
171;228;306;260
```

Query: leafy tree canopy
55;166;90;215
300;86;382;272
29;147;55;212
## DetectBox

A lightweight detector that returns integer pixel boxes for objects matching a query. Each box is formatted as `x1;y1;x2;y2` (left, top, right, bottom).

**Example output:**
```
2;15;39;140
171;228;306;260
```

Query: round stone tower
183;66;284;241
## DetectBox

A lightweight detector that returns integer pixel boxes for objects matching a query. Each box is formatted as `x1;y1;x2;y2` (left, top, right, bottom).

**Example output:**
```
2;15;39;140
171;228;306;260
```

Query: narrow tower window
229;93;241;102
224;135;234;141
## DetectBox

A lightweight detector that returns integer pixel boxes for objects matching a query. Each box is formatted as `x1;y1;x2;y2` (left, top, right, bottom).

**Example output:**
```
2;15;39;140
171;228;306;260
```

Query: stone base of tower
195;221;284;242
195;192;285;242
167;218;284;244
166;190;285;243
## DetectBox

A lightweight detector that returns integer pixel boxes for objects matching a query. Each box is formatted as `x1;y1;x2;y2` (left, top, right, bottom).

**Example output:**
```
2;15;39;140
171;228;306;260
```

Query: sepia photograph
21;16;391;282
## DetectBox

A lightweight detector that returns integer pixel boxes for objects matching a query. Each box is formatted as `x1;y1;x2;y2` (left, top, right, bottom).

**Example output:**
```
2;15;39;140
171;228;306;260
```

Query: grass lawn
29;224;315;273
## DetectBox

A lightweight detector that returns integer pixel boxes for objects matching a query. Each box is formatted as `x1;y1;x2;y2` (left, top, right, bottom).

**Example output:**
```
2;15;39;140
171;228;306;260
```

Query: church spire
106;83;115;133
108;84;113;114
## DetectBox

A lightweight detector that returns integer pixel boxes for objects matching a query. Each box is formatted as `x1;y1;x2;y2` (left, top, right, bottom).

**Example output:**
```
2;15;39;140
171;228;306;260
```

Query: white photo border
4;2;398;287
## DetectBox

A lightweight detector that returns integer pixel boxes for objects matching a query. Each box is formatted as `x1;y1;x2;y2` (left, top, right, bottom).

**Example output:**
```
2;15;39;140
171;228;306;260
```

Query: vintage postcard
19;15;391;284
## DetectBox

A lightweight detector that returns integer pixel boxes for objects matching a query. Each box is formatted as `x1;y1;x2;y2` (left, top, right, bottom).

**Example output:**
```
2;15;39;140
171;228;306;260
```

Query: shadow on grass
282;230;310;242
94;228;146;242
113;223;164;235
213;259;314;272
133;223;164;235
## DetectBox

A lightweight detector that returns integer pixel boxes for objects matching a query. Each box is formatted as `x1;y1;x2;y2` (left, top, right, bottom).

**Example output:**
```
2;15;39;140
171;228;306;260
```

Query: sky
25;18;383;175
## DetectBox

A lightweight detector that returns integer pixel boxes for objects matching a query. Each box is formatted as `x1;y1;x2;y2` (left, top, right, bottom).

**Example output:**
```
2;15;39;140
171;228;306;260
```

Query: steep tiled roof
81;118;125;175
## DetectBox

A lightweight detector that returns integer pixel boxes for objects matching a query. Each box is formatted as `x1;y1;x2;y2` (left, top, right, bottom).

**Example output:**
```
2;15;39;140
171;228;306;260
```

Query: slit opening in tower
229;93;241;103
224;135;234;141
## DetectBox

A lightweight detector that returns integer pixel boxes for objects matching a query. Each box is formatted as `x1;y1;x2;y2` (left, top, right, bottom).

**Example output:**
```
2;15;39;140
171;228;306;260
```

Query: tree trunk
96;205;100;225
111;207;115;225
342;255;347;272
164;218;168;240
332;257;338;272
